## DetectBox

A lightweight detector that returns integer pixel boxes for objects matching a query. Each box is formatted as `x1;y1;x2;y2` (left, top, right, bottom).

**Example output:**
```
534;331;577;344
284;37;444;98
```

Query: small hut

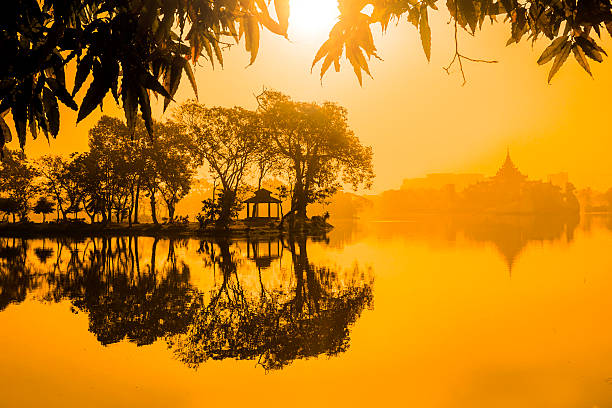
243;188;282;220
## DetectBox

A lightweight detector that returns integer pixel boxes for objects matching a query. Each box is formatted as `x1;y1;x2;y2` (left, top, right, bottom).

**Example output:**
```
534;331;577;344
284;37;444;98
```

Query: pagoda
492;148;527;184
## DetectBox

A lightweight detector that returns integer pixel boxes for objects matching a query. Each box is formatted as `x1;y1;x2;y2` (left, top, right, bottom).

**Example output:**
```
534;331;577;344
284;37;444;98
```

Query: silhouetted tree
175;102;260;228
257;91;374;221
0;198;19;223
39;155;70;220
33;197;55;223
0;149;39;221
149;122;195;223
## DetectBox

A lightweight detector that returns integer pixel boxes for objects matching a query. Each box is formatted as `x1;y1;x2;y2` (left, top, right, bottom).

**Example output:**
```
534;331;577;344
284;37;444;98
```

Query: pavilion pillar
246;203;249;219
268;202;271;218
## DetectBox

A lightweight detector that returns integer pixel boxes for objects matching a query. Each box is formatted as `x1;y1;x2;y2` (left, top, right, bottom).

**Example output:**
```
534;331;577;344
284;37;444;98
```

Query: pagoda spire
494;147;526;181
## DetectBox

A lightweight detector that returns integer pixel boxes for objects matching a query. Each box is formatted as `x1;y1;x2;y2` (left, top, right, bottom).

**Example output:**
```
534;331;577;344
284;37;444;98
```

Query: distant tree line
0;92;374;229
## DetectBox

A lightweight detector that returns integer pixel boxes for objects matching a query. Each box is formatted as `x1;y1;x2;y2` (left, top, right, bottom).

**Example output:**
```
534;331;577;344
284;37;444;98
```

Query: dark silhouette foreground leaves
2;0;611;149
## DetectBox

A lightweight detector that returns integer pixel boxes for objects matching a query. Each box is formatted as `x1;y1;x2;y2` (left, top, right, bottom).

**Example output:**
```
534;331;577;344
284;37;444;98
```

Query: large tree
148;122;195;222
32;197;55;223
257;91;374;220
0;149;39;221
2;0;611;150
175;102;260;228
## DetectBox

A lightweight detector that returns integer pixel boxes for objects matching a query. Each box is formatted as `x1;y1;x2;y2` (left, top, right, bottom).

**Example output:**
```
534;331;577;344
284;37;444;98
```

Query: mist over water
1;214;612;407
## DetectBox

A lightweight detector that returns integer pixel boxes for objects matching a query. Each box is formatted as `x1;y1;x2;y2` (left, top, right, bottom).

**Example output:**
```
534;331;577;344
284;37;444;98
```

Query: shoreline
0;220;333;239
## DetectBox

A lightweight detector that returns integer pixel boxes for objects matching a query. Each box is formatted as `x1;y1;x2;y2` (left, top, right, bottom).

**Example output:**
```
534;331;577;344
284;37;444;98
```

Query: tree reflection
0;238;38;311
45;237;197;346
0;235;373;370
170;235;373;370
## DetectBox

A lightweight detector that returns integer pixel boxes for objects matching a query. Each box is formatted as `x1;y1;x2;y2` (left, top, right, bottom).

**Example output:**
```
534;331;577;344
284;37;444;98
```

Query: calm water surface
1;215;612;407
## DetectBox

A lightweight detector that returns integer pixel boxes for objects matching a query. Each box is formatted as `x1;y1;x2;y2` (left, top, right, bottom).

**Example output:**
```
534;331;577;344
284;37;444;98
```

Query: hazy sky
12;0;612;192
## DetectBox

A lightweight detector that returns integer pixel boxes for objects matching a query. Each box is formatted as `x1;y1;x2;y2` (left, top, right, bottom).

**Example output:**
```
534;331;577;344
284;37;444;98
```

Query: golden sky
12;0;612;192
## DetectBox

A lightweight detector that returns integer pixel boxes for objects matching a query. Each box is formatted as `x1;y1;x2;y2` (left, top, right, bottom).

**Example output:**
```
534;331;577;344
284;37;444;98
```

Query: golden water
1;215;611;407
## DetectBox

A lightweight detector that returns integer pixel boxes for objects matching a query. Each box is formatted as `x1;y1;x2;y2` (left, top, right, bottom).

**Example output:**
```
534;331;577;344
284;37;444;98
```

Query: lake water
1;214;612;407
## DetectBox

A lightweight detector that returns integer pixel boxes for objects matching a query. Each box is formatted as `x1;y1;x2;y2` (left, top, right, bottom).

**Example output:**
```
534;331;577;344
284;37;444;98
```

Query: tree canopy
257;91;374;220
2;0;611;150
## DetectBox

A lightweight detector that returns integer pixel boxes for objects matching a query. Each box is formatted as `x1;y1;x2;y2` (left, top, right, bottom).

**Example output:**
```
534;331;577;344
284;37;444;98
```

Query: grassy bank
0;219;333;239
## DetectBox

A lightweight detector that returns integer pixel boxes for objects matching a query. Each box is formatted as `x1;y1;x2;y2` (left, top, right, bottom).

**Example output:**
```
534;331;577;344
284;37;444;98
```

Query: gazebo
243;188;282;219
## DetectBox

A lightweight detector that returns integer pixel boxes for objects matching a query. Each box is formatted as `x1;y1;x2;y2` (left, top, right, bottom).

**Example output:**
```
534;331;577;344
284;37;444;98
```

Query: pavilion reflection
246;237;282;269
0;235;373;369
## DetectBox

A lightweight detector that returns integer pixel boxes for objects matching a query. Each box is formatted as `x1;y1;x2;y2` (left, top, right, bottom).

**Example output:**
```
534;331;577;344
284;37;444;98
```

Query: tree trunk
167;203;175;223
133;180;140;224
150;195;158;224
151;237;158;274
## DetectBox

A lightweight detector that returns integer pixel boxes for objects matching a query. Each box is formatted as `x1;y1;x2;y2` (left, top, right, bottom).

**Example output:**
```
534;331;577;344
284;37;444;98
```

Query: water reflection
330;213;581;271
0;235;373;370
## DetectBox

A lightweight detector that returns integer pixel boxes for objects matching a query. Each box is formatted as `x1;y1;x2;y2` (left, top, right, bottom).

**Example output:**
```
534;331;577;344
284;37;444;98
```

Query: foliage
0;198;20;222
32;197;55;222
0;0;290;150
257;91;374;219
175;102;260;227
312;0;612;84
86;116;195;224
150;122;195;222
0;149;39;220
3;0;611;152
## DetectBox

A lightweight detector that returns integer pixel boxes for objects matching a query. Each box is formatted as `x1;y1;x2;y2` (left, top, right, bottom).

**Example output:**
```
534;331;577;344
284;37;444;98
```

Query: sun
288;0;340;40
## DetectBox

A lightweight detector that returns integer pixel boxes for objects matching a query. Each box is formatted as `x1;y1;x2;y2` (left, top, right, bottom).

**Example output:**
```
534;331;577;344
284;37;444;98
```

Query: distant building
401;173;485;191
547;172;569;188
492;149;527;184
462;150;579;214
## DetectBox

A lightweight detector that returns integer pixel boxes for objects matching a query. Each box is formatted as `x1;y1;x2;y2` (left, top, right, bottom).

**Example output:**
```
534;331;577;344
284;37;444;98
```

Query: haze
11;1;612;192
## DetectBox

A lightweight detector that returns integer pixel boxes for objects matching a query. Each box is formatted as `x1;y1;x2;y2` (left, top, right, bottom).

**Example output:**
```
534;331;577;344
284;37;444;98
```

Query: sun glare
288;0;340;40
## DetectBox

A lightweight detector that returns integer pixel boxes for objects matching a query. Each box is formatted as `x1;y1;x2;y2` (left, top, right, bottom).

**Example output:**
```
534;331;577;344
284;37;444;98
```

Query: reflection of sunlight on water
2;215;612;407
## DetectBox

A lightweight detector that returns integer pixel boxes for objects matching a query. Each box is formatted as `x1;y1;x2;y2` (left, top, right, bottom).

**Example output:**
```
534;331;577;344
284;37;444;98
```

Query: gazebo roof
243;188;282;204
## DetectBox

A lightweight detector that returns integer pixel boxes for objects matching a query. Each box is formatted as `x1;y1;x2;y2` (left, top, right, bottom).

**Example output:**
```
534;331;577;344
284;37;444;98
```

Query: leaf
320;54;335;79
42;87;60;137
138;86;153;136
274;0;290;31
547;40;571;83
201;36;216;68
11;102;27;148
346;46;366;85
77;62;109;123
28;108;38;140
245;15;260;65
572;42;592;76
164;57;184;112
46;77;78;110
537;36;567;65
258;11;287;36
419;5;431;61
72;53;93;96
139;71;172;99
121;82;138;134
183;60;198;100
211;37;224;67
0;116;12;148
312;40;330;71
575;35;606;62
458;0;478;32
